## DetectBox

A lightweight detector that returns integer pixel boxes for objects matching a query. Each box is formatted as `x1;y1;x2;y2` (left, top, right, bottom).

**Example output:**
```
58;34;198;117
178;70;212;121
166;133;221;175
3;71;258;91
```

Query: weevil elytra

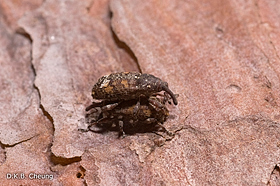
91;72;178;105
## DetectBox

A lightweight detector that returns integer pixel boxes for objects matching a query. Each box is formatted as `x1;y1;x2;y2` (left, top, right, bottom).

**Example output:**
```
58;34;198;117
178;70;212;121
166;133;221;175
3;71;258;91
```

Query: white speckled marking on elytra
100;77;110;88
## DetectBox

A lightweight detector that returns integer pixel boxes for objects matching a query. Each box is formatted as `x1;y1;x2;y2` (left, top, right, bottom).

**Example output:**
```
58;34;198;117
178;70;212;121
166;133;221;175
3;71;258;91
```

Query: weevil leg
148;97;167;113
79;116;114;133
156;123;174;137
85;104;98;112
86;100;123;112
145;118;157;124
133;100;140;116
118;120;126;138
163;92;171;104
85;100;107;111
99;102;121;122
101;102;120;112
78;121;100;132
133;95;146;116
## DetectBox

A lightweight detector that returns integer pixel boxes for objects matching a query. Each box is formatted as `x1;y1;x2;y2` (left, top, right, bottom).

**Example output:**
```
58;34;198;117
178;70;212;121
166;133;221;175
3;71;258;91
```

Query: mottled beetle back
92;72;178;105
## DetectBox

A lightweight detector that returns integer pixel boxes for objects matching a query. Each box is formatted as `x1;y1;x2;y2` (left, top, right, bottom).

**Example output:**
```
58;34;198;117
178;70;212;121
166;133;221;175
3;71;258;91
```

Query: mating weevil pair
84;72;178;137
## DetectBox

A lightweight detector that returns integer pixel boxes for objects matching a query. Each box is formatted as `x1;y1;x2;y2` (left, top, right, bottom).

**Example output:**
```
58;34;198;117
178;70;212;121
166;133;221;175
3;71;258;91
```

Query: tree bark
0;0;280;185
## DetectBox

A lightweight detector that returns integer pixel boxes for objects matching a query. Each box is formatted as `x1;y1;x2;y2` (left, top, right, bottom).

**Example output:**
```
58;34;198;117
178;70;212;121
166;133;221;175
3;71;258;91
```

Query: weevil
91;72;178;105
84;96;173;137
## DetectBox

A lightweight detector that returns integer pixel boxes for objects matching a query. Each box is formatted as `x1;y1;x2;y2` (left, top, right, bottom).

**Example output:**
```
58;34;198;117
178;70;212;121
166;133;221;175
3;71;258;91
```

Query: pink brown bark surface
0;0;280;185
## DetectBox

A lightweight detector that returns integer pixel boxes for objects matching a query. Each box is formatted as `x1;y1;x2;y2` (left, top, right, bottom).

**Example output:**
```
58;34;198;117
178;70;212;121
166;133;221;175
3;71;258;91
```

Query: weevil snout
162;85;178;105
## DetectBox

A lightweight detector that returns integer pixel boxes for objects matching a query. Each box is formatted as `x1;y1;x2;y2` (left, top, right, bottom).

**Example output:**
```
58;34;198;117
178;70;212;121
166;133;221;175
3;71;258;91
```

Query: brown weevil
84;96;173;137
83;72;178;137
91;72;178;105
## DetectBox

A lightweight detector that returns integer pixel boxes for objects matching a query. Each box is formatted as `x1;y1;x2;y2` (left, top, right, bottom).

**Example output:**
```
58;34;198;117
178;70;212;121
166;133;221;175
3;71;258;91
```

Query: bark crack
0;134;39;148
110;23;141;72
